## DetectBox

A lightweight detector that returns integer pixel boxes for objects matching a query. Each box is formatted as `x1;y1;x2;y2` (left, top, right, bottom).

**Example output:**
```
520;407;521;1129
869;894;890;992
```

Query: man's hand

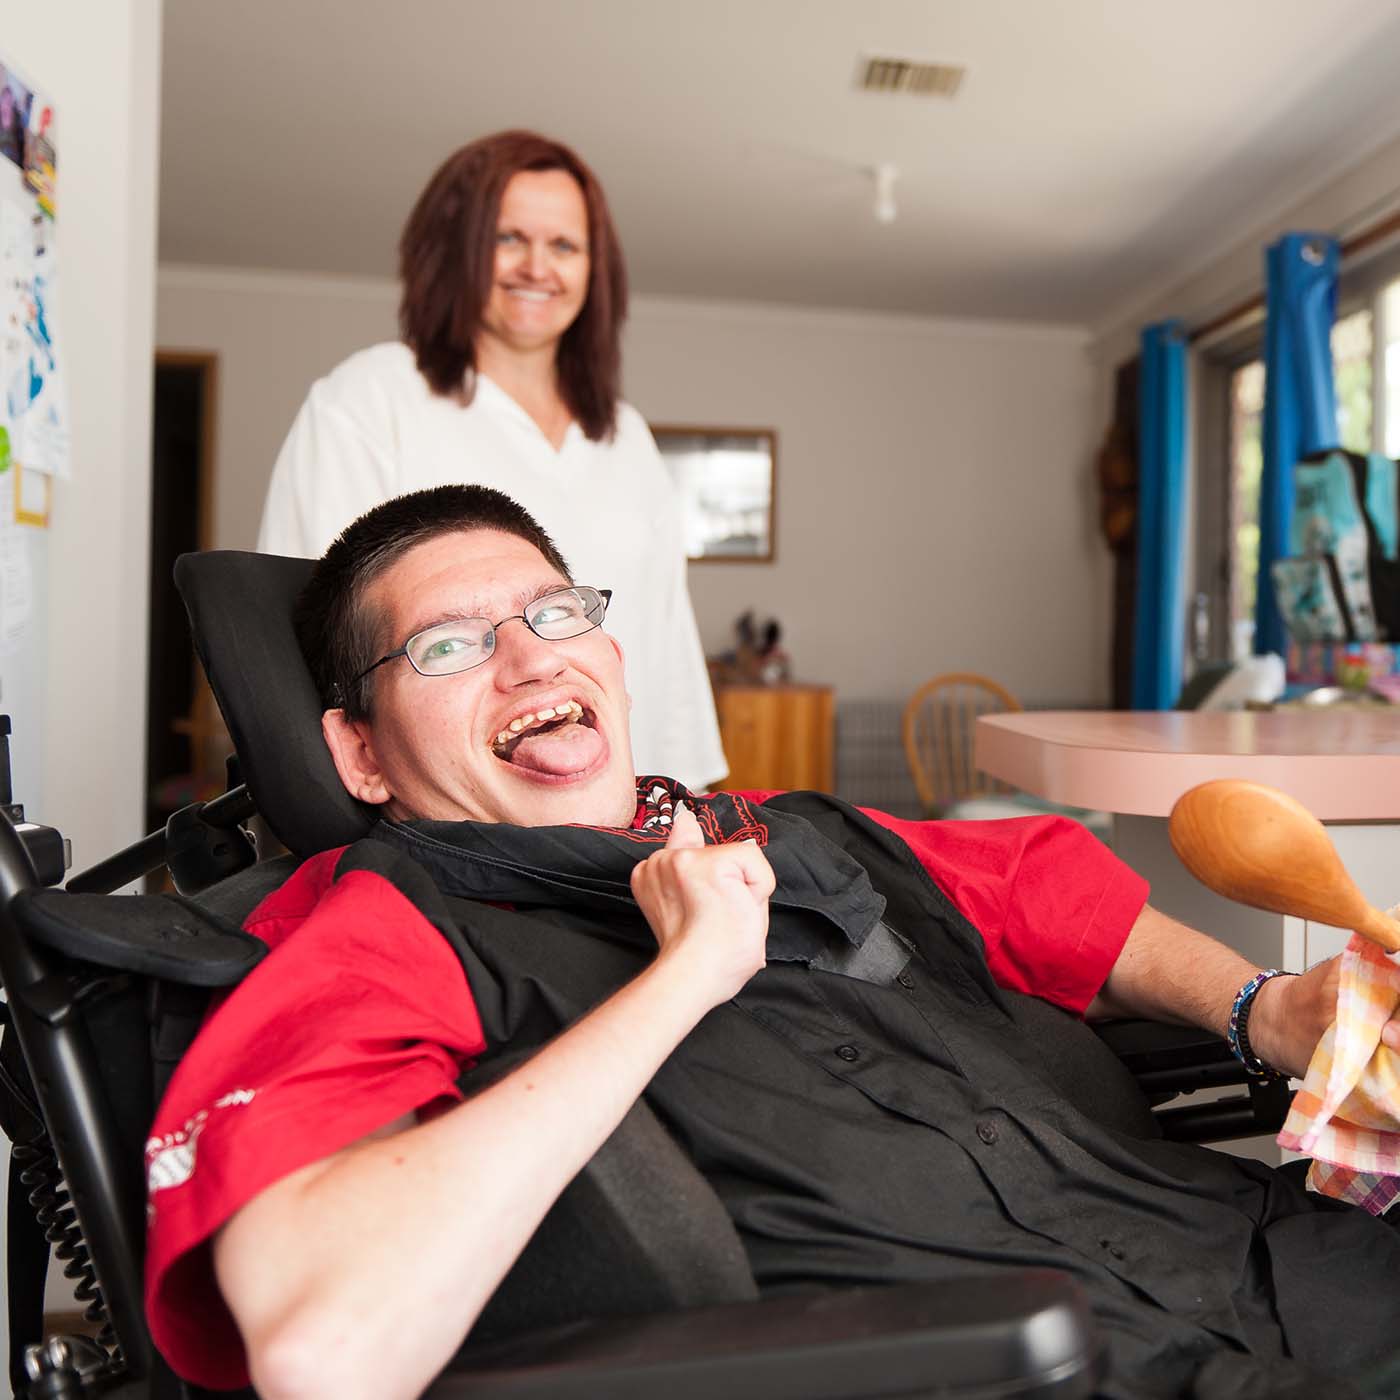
1250;954;1400;1080
630;803;774;1005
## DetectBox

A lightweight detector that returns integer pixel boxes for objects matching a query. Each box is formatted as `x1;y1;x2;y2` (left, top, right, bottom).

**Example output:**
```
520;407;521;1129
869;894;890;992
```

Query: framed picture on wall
651;425;776;562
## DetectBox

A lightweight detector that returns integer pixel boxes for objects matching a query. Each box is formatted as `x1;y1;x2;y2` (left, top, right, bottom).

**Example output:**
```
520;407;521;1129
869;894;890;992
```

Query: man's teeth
493;700;585;749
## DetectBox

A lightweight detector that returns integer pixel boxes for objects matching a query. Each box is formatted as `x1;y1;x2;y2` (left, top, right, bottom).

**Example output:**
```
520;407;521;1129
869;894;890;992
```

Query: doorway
146;352;224;837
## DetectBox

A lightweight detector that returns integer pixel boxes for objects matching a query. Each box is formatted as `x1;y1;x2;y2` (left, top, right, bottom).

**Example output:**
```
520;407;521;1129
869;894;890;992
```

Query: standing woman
258;130;726;789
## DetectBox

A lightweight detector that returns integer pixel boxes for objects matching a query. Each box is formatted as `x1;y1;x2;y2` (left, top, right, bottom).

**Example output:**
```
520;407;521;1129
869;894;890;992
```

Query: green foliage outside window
1333;310;1373;453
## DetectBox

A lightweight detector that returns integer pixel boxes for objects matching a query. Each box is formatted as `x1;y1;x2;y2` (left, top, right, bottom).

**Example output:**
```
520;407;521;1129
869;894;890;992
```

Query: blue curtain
1132;320;1188;709
1257;233;1339;656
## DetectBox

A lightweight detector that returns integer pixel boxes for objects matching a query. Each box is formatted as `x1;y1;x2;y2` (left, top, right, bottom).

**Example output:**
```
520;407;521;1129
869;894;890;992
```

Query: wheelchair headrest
174;550;376;857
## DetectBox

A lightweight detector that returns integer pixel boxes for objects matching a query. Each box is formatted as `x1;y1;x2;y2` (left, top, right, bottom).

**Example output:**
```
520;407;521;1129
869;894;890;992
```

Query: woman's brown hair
398;130;627;441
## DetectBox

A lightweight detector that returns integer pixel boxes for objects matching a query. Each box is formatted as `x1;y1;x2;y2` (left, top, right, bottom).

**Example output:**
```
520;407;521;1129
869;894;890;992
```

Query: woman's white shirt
257;342;727;790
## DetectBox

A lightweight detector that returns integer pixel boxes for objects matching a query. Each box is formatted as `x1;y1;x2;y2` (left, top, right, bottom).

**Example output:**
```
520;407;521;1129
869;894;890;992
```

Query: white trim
158;262;398;302
1373;284;1389;457
156;262;1090;347
631;292;1091;346
1191;304;1266;357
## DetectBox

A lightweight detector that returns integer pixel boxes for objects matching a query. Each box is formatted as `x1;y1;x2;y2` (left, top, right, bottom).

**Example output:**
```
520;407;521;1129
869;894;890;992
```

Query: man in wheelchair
143;485;1400;1400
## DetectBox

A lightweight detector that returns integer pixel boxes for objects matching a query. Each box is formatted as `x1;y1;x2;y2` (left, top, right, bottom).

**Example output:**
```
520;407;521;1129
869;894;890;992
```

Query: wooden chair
902;673;1022;817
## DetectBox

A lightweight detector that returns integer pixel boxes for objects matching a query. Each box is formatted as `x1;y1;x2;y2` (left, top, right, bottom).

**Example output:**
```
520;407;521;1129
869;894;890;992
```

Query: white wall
158;267;1105;706
0;0;163;868
627;300;1102;703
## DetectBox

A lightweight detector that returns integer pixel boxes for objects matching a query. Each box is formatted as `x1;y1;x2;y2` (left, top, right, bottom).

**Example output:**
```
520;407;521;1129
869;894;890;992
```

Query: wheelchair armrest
1092;1018;1292;1144
1092;1018;1238;1093
430;1273;1101;1400
12;890;266;989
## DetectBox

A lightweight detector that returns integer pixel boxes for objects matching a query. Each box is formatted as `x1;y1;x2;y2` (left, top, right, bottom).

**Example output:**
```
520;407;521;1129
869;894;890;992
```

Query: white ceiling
159;0;1400;329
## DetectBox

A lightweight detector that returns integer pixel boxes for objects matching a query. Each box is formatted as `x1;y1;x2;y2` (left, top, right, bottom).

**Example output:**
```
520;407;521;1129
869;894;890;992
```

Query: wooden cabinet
714;684;834;792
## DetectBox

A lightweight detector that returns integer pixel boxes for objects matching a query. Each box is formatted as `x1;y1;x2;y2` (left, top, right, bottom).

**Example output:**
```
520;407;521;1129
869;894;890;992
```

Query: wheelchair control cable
13;1127;123;1376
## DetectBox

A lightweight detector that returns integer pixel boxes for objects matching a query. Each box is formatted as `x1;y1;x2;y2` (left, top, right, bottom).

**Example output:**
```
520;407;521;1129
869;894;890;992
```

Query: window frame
1195;319;1264;660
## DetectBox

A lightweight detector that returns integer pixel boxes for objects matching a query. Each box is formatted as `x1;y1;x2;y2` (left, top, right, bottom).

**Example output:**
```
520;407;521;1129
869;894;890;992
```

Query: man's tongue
507;721;604;776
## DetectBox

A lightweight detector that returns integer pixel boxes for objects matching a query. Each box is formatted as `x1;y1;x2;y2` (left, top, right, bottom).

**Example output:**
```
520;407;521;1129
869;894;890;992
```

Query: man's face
325;529;638;829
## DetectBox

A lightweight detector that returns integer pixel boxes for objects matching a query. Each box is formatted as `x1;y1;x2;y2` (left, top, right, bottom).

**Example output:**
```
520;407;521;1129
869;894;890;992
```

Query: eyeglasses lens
525;587;606;639
406;588;608;677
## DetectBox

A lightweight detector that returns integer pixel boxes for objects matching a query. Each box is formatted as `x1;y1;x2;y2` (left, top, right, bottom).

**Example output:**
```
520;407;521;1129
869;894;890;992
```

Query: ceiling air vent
857;56;965;98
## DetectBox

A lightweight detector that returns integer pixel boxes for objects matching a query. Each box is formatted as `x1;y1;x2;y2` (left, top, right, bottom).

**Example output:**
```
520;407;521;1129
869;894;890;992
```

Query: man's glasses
353;586;612;685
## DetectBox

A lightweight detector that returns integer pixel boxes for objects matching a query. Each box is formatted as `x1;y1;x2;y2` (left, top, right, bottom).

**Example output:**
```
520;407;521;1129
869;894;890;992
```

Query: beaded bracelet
1227;968;1296;1078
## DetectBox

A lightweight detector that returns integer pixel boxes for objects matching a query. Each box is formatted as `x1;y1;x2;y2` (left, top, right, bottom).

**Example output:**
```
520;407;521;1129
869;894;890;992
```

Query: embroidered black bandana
372;775;887;965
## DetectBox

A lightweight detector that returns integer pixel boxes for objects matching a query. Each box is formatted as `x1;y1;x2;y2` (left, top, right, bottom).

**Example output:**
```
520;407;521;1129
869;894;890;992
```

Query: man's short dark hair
294;485;571;721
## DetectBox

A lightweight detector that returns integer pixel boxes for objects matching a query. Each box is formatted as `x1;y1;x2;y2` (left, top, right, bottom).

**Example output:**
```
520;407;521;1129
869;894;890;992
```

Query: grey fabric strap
809;920;911;985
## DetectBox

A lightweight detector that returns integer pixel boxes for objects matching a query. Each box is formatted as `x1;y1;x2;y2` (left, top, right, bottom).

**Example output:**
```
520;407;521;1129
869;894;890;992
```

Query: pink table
975;710;1400;975
975;710;1400;820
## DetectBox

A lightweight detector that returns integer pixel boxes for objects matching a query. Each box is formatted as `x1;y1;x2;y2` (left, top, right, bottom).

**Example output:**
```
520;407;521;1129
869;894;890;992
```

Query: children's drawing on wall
0;67;31;171
0;514;32;644
0;54;64;505
0;54;60;657
23;99;54;218
6;226;67;480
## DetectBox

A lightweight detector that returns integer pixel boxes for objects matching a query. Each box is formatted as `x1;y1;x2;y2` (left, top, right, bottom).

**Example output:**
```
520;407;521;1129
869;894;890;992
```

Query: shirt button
897;971;915;990
835;1044;860;1062
976;1120;998;1145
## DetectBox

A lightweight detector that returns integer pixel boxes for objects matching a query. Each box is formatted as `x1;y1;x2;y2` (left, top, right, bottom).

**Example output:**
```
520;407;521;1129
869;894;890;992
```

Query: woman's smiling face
478;169;592;358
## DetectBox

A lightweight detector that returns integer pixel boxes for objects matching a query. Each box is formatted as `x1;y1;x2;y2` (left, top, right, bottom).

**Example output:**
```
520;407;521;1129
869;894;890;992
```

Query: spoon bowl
1168;779;1400;953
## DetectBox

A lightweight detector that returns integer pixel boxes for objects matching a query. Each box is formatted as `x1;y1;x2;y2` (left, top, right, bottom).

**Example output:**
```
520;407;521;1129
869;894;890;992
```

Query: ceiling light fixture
872;163;899;225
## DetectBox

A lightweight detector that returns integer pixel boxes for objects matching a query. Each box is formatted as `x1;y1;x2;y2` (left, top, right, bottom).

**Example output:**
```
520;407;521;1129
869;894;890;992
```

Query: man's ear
607;635;634;711
322;709;392;806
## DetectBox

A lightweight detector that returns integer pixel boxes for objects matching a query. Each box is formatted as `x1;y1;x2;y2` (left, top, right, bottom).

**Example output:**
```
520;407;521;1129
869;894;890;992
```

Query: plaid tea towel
1277;929;1400;1215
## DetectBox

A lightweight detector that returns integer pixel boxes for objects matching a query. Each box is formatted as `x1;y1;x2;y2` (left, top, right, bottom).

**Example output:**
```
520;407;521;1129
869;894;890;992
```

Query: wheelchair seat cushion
471;1097;758;1344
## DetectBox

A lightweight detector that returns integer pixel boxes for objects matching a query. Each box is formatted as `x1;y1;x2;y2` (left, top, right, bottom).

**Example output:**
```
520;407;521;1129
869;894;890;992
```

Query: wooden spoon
1168;778;1400;953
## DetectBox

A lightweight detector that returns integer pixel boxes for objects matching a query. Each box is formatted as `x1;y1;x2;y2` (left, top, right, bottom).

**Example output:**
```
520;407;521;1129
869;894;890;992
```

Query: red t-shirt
145;803;1146;1388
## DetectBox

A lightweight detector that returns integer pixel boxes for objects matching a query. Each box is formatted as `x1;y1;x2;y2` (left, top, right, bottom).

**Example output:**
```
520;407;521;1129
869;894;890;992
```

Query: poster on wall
0;55;64;503
0;54;59;658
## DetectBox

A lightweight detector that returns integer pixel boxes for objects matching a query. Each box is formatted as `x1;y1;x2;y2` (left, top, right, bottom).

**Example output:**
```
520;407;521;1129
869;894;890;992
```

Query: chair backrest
901;673;1022;816
173;550;374;857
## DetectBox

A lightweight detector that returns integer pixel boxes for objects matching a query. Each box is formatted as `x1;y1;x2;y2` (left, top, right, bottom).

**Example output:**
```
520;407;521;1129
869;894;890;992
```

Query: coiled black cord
13;1130;122;1369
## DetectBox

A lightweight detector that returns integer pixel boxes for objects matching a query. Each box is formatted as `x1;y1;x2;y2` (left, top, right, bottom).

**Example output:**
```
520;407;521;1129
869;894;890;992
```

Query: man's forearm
1084;903;1258;1038
1085;902;1341;1080
215;950;725;1400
